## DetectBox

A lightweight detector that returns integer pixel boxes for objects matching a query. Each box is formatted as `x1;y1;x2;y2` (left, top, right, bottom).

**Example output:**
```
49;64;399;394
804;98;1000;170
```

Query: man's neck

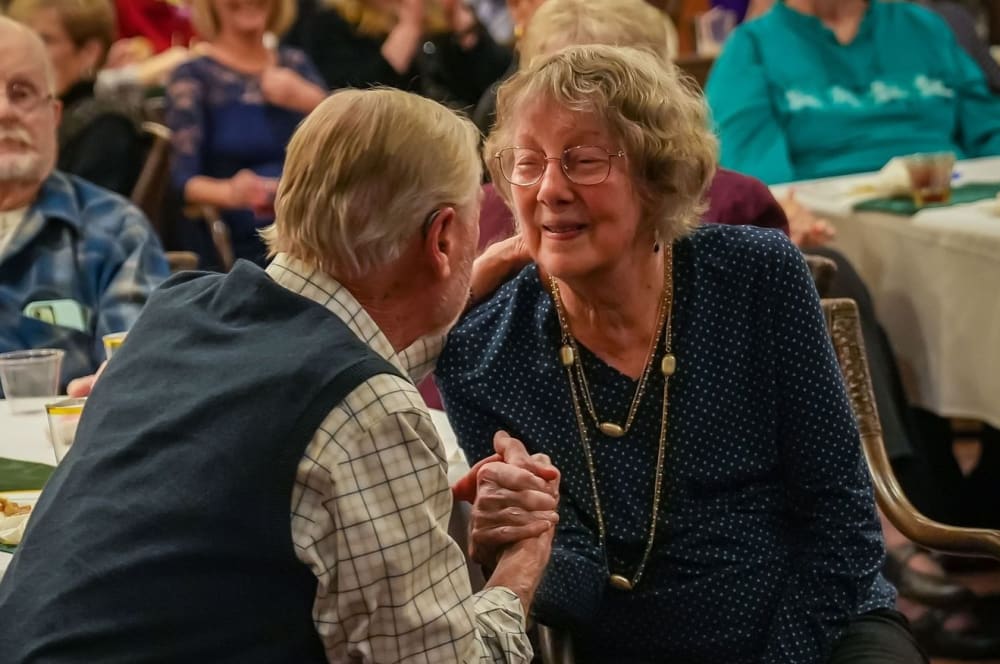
336;265;440;354
0;182;41;211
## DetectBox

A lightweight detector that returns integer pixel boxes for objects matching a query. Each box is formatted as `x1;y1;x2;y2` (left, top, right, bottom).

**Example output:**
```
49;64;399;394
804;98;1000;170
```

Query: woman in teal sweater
706;0;1000;184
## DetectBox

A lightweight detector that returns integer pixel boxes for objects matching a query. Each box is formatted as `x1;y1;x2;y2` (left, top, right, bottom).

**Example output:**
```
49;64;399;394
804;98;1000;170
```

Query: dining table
0;401;56;576
773;156;1000;429
0;400;470;578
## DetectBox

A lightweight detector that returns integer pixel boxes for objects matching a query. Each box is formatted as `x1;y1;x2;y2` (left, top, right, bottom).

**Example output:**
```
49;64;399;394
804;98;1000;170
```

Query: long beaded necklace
548;245;676;591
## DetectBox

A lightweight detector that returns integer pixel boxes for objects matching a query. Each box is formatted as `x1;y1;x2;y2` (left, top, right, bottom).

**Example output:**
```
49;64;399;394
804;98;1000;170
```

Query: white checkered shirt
267;254;532;664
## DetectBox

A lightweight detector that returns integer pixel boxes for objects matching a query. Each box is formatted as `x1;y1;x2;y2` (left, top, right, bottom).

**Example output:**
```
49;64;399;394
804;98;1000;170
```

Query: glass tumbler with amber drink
901;152;955;207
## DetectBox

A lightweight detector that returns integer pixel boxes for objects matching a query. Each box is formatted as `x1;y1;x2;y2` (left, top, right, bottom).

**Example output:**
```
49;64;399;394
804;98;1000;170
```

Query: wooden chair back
822;298;1000;560
804;253;837;298
130;121;173;236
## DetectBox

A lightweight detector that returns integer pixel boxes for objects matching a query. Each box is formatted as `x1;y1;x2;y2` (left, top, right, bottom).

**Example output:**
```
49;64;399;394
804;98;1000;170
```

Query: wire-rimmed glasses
0;80;54;115
494;145;626;187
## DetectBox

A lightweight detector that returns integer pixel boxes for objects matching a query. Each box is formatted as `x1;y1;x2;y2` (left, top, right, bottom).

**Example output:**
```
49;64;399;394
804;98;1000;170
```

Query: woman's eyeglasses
494;145;626;187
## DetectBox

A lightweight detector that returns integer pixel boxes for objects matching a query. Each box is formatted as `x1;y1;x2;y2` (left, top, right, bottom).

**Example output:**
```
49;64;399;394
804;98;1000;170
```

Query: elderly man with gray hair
0;16;168;391
0;87;557;662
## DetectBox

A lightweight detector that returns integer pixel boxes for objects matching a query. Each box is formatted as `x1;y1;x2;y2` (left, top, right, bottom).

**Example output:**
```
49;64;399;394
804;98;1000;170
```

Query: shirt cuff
472;587;533;662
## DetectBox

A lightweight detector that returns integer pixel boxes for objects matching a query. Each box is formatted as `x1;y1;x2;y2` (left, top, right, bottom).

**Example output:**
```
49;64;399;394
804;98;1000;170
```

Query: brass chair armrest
804;253;837;298
823;297;1000;560
182;204;234;272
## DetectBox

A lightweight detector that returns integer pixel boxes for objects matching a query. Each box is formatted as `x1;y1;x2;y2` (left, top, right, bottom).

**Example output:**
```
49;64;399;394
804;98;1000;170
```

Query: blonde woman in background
289;0;511;108
165;0;326;268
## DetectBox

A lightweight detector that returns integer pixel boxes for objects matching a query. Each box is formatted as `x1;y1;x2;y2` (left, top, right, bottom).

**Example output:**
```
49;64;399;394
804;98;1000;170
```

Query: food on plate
0;495;35;546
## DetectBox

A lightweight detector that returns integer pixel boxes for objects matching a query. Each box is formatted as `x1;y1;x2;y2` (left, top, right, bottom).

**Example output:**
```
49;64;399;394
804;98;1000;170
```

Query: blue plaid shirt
0;171;169;392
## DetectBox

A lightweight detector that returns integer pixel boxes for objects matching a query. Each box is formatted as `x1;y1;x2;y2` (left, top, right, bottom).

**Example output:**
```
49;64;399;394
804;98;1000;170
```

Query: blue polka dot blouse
437;225;896;663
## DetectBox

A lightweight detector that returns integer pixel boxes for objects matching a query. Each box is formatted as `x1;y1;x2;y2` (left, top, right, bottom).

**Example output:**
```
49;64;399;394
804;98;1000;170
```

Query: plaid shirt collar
3;172;84;263
26;171;86;231
265;252;413;379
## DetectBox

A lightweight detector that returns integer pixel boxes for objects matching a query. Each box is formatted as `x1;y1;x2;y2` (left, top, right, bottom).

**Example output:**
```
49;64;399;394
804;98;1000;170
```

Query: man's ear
424;206;458;280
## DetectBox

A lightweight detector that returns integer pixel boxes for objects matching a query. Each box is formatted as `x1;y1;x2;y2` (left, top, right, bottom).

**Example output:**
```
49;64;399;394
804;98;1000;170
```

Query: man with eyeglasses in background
0;16;168;392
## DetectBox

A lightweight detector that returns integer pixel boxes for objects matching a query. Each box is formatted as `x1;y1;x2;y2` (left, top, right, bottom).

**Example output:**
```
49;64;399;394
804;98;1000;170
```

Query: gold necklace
548;245;676;591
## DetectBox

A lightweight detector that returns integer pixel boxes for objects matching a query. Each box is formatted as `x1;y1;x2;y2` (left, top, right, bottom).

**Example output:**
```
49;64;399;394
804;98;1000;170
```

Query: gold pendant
661;354;676;376
609;574;634;591
598;422;625;438
559;345;575;366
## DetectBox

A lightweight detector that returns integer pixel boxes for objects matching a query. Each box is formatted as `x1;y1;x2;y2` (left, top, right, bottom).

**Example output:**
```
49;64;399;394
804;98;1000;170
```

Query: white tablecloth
774;157;1000;427
0;402;54;576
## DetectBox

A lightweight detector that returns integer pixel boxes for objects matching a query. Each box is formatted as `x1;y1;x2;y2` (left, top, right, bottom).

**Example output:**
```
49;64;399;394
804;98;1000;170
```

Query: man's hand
468;431;559;566
469;235;531;306
66;361;107;397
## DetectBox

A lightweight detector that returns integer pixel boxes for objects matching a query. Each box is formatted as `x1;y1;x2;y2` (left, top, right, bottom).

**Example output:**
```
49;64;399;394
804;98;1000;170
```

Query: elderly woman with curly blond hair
435;45;925;663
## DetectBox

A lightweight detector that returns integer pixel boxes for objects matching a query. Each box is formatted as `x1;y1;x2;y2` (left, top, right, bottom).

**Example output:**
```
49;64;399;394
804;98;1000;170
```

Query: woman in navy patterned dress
165;0;326;267
436;45;925;663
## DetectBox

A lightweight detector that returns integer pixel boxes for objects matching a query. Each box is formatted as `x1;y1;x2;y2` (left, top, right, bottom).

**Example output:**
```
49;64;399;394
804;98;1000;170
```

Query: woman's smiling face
506;98;651;282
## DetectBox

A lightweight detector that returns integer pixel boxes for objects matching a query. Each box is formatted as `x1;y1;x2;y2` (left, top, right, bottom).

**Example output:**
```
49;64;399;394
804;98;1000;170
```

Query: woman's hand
105;37;153;69
466;431;560;567
397;0;427;29
780;190;836;248
441;0;480;48
260;66;326;113
228;169;278;217
382;0;426;74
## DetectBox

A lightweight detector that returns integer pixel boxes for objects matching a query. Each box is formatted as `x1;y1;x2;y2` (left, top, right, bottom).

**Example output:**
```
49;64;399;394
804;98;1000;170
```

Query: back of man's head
0;16;60;195
262;87;482;279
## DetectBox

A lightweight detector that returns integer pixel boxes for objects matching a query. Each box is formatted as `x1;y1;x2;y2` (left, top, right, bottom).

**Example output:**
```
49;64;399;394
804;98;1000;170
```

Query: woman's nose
536;158;573;205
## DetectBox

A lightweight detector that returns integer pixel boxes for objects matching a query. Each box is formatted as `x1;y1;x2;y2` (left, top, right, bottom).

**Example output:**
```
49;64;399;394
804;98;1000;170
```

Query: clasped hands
453;431;560;568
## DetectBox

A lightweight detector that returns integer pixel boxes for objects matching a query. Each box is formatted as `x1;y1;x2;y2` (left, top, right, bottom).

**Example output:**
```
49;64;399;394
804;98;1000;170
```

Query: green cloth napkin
853;182;1000;216
0;457;55;492
0;543;16;554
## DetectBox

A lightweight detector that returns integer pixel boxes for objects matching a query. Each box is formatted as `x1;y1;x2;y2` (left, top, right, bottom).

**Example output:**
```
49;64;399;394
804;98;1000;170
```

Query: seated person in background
745;0;1000;94
290;0;511;110
436;44;926;663
0;87;557;663
706;0;1000;185
7;0;145;196
0;17;168;391
166;0;326;268
469;0;676;133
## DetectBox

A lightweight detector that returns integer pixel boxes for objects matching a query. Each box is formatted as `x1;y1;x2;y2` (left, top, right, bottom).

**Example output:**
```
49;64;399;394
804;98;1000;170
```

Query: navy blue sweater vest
0;261;403;663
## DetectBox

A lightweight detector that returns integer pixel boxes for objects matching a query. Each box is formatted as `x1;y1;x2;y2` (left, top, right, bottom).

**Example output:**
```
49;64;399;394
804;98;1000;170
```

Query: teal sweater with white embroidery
706;1;1000;184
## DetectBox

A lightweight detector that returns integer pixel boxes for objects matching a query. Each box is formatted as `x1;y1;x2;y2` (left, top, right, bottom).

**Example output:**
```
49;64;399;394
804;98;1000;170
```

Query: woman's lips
542;223;586;239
